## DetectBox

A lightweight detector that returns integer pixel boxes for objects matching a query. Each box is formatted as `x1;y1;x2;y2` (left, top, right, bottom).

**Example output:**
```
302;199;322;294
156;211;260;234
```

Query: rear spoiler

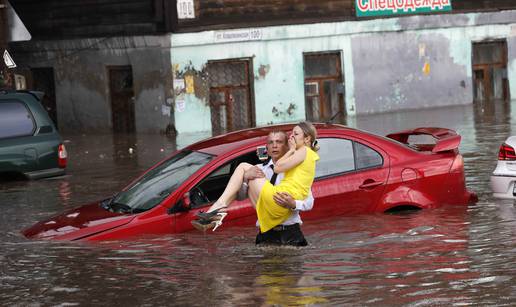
386;127;461;153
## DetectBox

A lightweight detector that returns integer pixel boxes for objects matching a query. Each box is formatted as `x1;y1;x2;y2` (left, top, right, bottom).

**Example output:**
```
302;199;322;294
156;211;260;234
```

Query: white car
491;136;516;199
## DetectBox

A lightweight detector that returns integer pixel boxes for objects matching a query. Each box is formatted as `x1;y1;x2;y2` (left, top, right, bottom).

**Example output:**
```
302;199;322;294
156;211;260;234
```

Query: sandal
191;219;217;232
196;207;227;221
212;212;227;231
191;212;227;232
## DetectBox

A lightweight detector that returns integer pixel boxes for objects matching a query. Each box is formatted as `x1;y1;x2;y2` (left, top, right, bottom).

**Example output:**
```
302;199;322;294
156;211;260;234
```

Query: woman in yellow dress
193;121;319;233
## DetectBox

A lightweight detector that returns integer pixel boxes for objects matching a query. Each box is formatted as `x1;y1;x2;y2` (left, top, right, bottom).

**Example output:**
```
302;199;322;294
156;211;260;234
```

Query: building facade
171;1;516;135
7;0;516;136
8;0;176;133
12;36;174;133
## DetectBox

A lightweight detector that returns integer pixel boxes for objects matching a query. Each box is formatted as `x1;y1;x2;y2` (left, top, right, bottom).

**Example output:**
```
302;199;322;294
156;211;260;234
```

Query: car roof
187;122;356;156
0;90;44;101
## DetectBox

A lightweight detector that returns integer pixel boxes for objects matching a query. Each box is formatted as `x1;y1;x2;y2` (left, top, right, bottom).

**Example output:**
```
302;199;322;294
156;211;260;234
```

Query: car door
171;149;261;233
304;136;390;219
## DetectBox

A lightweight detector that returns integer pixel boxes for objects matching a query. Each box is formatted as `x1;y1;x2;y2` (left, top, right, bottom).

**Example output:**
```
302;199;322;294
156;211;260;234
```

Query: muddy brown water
1;101;515;306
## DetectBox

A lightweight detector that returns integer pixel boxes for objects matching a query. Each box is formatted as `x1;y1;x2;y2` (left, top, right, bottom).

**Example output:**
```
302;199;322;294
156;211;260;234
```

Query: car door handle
359;180;384;189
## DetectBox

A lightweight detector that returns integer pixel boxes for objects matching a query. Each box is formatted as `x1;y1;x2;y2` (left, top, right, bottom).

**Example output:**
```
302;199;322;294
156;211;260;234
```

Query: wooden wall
8;0;173;39
453;0;516;11
0;0;7;45
1;0;12;87
176;0;516;32
7;0;516;39
176;0;355;32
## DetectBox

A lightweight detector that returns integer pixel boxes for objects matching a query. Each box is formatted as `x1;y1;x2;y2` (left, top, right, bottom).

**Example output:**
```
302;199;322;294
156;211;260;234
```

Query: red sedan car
22;124;477;241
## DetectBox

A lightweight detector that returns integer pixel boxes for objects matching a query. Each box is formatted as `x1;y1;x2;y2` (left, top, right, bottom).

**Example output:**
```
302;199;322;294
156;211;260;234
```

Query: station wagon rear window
0;101;35;139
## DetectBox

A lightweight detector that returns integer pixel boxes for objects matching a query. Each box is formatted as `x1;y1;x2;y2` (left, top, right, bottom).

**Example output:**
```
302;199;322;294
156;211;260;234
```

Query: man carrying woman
243;129;314;246
192;121;319;240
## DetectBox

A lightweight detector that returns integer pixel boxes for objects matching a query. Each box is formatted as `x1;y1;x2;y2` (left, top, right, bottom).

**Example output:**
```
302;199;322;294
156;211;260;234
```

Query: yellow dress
256;146;319;233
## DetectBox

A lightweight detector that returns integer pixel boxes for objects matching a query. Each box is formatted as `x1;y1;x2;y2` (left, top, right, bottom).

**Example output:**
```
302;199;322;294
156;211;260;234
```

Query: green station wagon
0;90;67;180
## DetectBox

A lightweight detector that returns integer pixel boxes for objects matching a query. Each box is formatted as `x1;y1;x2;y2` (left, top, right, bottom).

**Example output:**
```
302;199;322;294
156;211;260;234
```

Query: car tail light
498;143;516;160
58;144;67;168
450;154;464;173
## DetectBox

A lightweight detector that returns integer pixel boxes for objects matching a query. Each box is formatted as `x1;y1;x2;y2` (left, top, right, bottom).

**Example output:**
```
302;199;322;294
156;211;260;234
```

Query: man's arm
236;165;265;200
294;189;314;212
273;189;314;211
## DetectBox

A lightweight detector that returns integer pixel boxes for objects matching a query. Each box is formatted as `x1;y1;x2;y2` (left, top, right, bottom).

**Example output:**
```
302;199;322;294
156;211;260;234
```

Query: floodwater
1;101;516;306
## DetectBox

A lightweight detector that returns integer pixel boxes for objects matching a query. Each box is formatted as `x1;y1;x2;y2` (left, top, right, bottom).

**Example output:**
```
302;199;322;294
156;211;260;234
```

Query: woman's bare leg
192;169;267;232
208;162;254;212
247;177;267;208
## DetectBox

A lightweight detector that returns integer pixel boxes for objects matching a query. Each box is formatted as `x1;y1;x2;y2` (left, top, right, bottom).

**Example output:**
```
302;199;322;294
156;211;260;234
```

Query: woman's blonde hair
297;121;319;151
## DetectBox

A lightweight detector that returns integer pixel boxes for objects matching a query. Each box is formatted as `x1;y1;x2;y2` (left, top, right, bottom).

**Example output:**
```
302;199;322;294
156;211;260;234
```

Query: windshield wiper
109;202;133;213
100;193;120;210
100;197;113;210
100;197;133;214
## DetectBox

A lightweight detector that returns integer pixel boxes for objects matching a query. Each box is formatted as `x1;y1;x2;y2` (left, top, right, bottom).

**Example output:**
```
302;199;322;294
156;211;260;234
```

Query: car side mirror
167;192;192;214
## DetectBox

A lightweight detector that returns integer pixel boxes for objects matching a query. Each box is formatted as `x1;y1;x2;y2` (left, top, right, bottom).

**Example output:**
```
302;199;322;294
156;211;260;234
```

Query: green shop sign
356;0;452;17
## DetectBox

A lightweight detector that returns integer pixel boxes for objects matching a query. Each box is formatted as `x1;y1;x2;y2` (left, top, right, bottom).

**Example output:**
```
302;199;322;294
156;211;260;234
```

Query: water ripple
1;103;516;305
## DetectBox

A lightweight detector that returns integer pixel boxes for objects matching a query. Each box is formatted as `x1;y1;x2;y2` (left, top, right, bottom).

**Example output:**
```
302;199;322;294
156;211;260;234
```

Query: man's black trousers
255;223;308;247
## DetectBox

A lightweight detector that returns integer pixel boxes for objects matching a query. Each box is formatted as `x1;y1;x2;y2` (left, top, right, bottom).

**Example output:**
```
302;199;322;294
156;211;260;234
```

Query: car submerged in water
22;124;477;241
490;136;516;199
0;90;67;180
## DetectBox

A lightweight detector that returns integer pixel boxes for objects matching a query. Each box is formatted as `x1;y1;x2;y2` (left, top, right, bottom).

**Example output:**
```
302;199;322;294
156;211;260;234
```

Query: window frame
353;140;384;171
0;100;37;140
303;51;345;122
315;137;356;180
189;148;262;209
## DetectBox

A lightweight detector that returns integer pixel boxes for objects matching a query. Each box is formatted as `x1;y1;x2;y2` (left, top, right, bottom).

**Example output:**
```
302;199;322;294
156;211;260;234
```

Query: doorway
207;59;255;136
472;41;509;101
31;67;58;127
108;66;135;133
303;52;345;123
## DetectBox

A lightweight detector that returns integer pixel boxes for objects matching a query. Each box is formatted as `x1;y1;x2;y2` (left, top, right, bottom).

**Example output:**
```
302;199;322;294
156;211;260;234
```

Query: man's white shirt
256;159;314;226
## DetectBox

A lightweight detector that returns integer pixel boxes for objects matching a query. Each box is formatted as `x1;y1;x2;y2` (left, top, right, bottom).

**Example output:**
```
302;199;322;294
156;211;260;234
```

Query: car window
316;138;355;178
191;150;261;208
355;142;383;169
0;101;35;139
208;163;231;178
110;150;213;213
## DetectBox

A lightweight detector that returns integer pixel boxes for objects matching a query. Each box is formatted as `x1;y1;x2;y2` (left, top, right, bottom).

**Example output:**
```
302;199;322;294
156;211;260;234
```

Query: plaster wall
171;36;351;134
171;10;516;135
13;36;173;133
352;29;472;113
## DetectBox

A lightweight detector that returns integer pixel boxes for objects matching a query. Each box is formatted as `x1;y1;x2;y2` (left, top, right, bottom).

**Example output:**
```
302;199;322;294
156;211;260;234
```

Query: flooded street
1;101;516;306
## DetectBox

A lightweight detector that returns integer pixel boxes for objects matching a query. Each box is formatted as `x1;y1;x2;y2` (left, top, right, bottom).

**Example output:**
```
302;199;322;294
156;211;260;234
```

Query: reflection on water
1;101;515;305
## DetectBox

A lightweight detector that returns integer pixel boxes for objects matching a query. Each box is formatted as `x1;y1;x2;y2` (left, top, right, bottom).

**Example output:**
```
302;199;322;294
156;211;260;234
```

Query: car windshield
110;150;213;213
